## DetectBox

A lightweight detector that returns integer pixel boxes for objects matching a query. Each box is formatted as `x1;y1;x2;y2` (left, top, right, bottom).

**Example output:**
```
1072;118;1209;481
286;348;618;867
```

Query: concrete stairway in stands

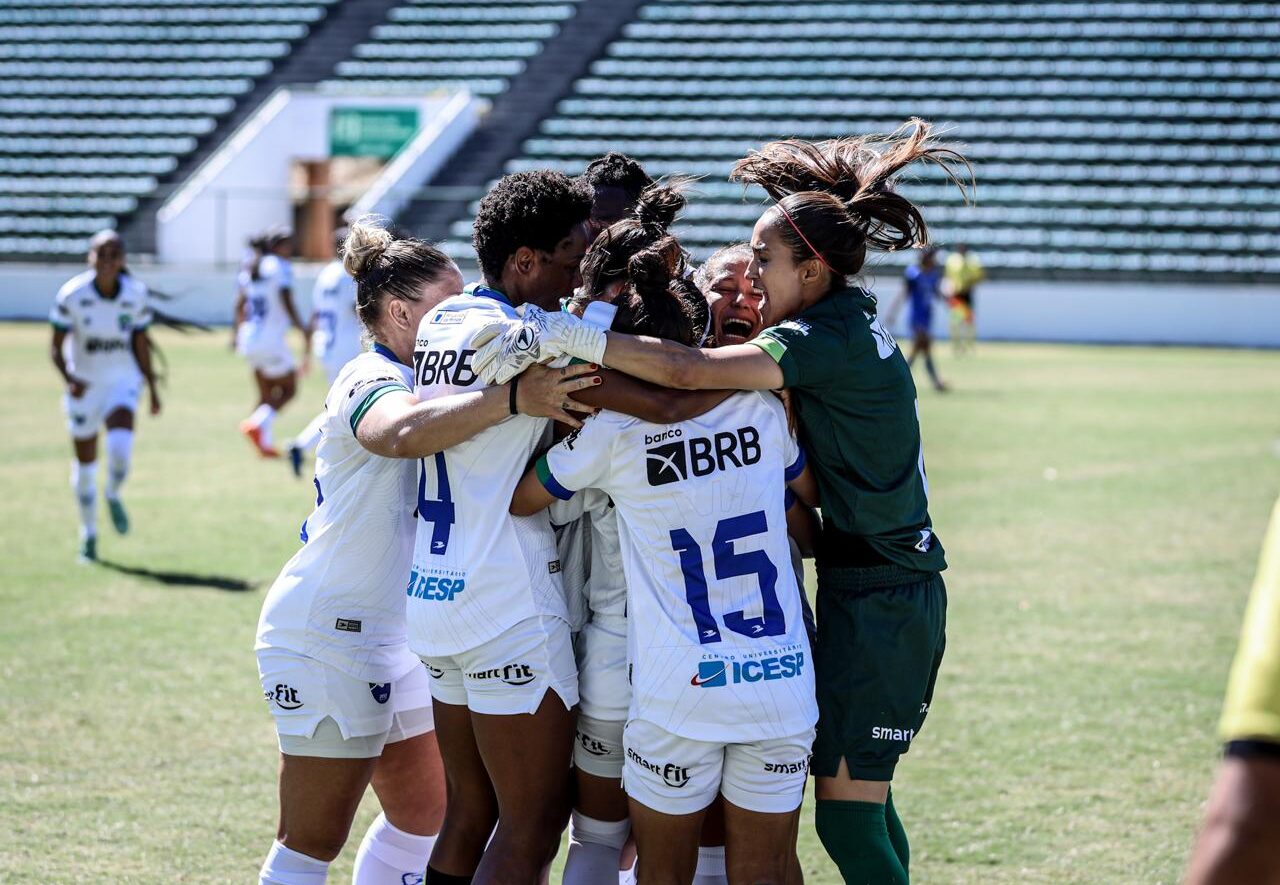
122;0;403;256
394;0;648;245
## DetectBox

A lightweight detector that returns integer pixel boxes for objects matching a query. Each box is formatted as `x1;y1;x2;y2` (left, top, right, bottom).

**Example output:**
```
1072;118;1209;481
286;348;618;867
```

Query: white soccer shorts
421;615;578;716
239;338;296;378
622;719;815;816
257;649;434;759
575;713;625;779
63;373;141;439
577;615;629;723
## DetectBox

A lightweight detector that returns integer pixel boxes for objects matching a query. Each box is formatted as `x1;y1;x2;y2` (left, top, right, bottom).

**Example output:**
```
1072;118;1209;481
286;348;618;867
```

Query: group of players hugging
49;118;970;885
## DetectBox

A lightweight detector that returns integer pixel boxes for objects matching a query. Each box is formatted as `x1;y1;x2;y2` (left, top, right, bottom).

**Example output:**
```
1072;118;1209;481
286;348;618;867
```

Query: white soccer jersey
406;283;567;658
255;345;421;684
310;259;362;376
538;391;815;743
237;253;294;353
49;270;150;381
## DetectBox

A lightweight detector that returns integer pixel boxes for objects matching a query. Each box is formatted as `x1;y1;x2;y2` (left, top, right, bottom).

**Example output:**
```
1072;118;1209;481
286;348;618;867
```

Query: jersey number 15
671;510;784;644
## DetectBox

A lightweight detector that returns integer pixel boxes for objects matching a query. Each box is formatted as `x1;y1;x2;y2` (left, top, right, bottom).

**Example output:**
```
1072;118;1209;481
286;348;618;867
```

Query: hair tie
776;204;836;274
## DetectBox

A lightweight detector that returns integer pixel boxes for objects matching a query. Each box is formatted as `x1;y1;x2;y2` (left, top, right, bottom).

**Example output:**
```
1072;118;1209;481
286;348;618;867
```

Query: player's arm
357;362;600;459
231;286;246;349
594;337;784;392
569;367;735;423
1186;747;1280;885
785;490;820;558
50;327;86;396
511;466;558;517
130;329;161;415
787;458;818;509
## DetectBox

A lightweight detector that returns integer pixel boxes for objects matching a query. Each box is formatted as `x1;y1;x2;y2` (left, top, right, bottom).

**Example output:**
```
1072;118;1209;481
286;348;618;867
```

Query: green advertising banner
330;107;419;159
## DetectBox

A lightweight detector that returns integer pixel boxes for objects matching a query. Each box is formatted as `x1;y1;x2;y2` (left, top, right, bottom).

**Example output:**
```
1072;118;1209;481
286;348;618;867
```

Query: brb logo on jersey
645;426;761;487
691;652;805;688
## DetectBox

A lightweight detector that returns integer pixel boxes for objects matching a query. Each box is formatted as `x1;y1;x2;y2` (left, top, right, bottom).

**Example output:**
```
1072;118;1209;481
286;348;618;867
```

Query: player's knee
278;826;350;864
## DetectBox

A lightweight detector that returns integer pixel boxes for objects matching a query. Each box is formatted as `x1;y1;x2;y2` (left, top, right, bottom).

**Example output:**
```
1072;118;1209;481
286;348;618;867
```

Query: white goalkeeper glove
471;304;608;385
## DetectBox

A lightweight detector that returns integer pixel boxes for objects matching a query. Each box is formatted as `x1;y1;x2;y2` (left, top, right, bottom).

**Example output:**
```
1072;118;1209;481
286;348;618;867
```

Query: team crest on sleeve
776;319;811;336
868;316;898;359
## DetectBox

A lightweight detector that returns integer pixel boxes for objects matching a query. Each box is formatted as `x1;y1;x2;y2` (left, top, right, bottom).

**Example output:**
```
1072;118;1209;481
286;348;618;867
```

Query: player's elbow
509;495;539;517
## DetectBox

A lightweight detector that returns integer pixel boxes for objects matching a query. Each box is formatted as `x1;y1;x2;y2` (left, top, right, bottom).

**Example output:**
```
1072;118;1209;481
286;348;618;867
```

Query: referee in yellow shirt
943;244;983;355
1186;497;1280;884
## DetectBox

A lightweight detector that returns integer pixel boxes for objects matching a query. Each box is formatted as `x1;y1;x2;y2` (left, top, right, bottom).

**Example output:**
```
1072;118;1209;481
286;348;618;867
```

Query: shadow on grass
96;559;256;592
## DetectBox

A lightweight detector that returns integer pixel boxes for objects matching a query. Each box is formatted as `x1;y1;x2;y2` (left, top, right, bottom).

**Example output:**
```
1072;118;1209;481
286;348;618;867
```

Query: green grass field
1;322;1277;884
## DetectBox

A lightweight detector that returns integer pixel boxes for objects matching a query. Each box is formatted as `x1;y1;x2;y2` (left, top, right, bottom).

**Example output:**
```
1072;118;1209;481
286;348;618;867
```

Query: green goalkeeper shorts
811;563;947;781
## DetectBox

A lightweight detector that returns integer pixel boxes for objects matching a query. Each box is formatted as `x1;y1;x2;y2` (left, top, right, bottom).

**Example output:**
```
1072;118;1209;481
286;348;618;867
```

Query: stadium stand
436;0;1280;280
324;0;582;100
0;0;410;260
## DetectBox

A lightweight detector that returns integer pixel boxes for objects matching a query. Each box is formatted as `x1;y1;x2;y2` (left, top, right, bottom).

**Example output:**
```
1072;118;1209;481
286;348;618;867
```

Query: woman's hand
67;376;88;398
148;383;162;416
515;362;601;428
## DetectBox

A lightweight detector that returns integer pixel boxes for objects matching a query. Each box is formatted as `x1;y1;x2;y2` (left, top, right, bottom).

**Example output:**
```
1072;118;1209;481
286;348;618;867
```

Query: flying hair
730;119;972;280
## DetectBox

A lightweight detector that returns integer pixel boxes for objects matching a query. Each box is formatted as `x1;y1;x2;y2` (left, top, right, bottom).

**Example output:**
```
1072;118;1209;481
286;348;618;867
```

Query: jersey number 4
417;452;455;555
671;510;784;644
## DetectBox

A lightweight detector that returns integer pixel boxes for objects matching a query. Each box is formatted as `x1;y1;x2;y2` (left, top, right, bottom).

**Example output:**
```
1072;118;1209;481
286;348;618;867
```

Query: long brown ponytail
730;119;972;283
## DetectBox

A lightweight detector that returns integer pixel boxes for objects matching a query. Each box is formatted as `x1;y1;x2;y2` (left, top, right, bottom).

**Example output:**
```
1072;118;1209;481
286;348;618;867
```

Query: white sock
259;840;329;885
105;428;133;500
249;403;277;445
564;812;629;885
619;858;637;885
352;812;436;885
692;845;727;885
71;460;97;539
294;411;325;453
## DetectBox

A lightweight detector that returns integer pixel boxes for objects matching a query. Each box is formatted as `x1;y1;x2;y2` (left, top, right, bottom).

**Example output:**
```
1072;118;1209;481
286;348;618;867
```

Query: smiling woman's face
702;255;765;345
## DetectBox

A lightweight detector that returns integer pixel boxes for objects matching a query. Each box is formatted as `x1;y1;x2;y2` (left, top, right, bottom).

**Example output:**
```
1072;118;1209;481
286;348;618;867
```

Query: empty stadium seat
0;2;333;258
439;0;1280;278
322;1;582;99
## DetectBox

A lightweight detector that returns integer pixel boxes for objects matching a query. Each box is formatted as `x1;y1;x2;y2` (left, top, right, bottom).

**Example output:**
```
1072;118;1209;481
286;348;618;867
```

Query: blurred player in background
49;230;160;563
581;151;656;231
889;246;948;392
235;227;308;457
694;243;765;347
288;227;362;477
943;243;983;355
1186;497;1280;885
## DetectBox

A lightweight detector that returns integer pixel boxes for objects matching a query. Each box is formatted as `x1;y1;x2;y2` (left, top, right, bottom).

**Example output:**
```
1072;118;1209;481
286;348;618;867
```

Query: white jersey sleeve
406;284;568;657
538;392;816;743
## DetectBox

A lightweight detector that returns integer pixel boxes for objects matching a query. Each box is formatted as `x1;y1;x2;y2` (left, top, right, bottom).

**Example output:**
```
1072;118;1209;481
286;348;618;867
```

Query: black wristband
508;376;520;415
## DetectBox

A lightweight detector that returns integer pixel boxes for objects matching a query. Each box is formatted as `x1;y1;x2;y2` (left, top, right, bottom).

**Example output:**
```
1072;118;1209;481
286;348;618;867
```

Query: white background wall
155;89;478;265
2;265;1278;348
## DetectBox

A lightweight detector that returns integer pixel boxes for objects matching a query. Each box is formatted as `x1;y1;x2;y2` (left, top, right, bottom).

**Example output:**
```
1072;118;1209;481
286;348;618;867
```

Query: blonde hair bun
343;216;394;280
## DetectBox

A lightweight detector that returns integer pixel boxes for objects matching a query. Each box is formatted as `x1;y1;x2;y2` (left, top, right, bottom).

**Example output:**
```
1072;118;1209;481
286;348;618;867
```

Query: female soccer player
888;246;948;391
49;230;160;562
693;243;766;347
560;185;733;885
474;119;970;885
235;227;308;457
288;228;363;477
511;246;818;885
254;218;598;885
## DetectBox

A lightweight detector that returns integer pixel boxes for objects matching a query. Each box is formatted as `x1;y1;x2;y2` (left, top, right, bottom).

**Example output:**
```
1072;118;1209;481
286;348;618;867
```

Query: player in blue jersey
888;246;948;391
